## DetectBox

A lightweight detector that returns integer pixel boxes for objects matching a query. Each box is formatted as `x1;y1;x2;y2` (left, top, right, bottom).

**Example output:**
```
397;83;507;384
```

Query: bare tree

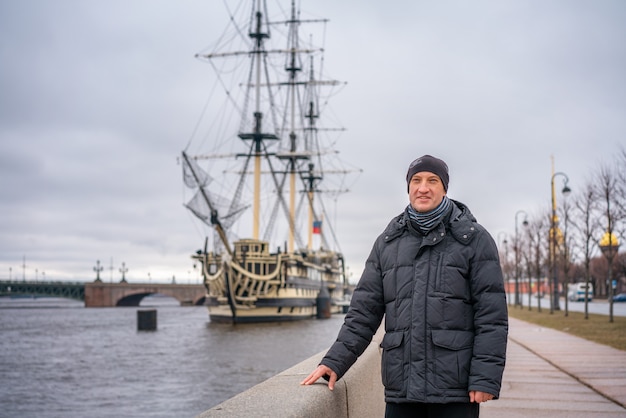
496;233;513;305
521;226;534;310
571;181;600;319
526;212;548;313
613;148;626;289
616;147;626;221
596;163;621;322
522;223;534;311
559;190;576;316
513;211;529;308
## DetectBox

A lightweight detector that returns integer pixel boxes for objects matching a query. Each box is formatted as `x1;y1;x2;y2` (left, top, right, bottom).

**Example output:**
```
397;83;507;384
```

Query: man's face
408;171;446;213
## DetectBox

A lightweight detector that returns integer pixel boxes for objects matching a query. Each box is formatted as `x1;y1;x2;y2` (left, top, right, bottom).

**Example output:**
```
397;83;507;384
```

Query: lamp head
562;185;572;196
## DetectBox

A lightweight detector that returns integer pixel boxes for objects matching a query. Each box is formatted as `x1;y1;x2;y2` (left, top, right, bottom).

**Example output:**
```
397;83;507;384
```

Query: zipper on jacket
434;253;444;293
423;257;429;400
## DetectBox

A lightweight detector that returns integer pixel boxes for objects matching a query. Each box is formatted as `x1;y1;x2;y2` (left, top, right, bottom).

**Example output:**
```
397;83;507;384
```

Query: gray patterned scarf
407;196;452;235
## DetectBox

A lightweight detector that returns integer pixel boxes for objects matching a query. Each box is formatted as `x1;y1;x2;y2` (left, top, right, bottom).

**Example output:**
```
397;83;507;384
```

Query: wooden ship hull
195;240;347;323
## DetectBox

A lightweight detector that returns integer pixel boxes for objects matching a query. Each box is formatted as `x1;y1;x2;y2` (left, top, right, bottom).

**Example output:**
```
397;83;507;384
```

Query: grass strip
507;305;626;351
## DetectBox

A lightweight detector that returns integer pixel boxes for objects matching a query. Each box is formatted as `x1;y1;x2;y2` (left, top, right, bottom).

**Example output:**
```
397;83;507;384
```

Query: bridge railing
0;280;85;301
0;280;207;307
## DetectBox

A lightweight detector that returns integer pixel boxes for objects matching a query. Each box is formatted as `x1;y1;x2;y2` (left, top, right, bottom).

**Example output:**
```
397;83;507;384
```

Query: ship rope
225;141;253;233
259;139;305;249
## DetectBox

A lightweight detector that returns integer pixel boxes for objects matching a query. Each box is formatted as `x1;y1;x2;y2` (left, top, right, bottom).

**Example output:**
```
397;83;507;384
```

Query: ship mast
304;55;321;250
280;0;310;253
188;0;350;253
238;0;278;240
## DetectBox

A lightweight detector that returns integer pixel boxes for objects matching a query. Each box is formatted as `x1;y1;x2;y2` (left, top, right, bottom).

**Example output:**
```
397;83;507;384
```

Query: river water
0;296;346;418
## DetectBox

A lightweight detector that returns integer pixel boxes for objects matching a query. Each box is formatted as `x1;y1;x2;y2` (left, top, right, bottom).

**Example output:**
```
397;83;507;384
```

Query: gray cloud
1;0;624;283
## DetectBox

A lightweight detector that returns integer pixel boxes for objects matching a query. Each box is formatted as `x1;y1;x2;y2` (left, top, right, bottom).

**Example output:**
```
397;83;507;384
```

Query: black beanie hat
406;155;449;192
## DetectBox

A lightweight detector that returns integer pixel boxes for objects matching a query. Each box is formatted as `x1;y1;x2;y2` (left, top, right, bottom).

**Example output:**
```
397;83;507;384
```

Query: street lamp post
119;262;128;283
514;210;528;308
550;171;571;313
599;231;620;323
526;234;533;311
93;260;103;282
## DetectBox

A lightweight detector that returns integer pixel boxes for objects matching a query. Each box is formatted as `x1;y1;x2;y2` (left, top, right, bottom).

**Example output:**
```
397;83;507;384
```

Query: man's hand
300;365;338;390
469;390;494;403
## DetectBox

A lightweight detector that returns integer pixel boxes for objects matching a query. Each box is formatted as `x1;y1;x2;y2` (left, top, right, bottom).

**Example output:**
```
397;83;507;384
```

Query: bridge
0;280;206;307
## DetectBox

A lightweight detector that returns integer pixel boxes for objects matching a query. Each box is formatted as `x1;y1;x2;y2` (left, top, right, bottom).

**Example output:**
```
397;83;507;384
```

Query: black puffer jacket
321;200;508;403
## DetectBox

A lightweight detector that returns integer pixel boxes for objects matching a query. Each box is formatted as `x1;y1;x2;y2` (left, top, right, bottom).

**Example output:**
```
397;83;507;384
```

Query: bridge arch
84;282;206;307
115;291;206;307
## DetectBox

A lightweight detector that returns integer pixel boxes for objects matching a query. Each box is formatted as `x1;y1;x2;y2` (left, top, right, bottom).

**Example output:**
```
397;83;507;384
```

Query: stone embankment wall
196;327;385;418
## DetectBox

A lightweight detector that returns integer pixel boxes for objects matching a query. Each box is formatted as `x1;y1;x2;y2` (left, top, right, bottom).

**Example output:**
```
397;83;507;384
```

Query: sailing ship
181;0;358;323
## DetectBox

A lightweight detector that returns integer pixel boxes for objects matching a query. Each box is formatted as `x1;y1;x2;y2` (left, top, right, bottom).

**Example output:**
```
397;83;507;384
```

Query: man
301;155;508;418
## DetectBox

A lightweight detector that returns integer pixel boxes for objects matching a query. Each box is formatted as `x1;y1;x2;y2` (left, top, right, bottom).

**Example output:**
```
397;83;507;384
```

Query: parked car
613;293;626;302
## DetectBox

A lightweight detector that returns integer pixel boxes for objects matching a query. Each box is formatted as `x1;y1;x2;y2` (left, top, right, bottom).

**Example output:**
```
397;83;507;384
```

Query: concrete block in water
137;309;157;331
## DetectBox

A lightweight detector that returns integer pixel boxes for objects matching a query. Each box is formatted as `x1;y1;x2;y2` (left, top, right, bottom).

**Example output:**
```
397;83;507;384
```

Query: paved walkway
482;317;626;417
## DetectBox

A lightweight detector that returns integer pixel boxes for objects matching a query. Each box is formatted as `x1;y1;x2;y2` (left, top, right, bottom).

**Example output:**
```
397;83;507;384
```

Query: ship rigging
181;0;359;322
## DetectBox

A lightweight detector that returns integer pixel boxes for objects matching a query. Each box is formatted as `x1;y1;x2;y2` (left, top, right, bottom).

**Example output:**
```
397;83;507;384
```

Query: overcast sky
1;0;624;284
